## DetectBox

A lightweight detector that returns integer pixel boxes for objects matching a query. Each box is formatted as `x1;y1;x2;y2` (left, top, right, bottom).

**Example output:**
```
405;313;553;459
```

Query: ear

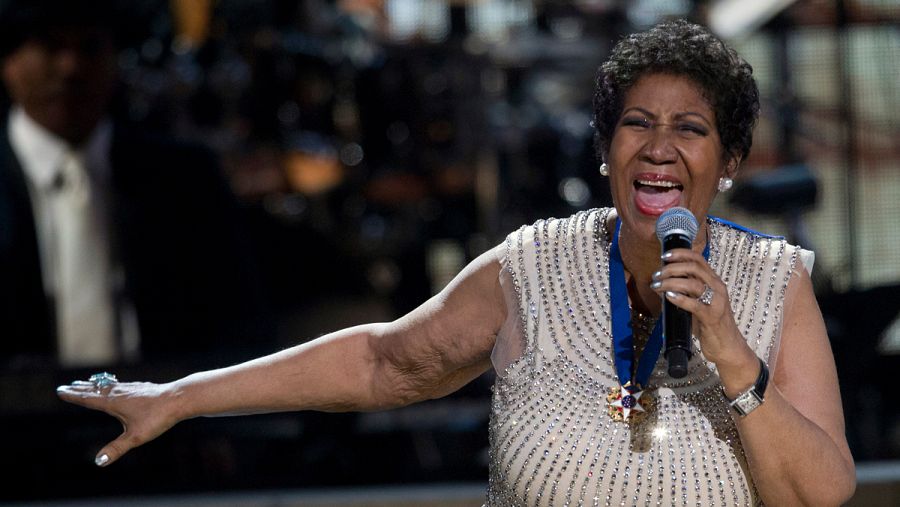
724;154;742;179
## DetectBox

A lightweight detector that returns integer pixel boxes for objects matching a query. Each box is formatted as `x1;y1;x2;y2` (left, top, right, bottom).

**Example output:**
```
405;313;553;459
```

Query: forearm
735;386;856;506
169;323;393;422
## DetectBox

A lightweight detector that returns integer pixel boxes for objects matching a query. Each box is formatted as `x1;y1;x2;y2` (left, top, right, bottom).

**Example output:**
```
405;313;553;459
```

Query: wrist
164;378;195;422
716;347;761;399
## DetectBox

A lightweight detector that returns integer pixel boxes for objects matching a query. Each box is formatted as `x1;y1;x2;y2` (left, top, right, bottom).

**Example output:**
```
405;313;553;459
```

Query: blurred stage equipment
729;164;818;216
708;0;798;39
170;0;213;51
729;164;818;257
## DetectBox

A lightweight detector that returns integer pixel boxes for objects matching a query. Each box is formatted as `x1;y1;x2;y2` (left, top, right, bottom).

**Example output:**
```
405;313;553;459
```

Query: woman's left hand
650;248;759;390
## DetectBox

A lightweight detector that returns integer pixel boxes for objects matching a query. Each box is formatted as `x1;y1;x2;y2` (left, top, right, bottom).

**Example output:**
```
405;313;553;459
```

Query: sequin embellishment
486;208;802;507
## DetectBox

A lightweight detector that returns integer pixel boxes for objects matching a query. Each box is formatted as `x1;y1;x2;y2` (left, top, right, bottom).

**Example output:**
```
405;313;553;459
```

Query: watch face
734;392;762;415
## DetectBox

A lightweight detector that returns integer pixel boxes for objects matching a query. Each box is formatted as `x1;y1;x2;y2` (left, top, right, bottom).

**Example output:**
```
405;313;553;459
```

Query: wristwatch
726;357;769;417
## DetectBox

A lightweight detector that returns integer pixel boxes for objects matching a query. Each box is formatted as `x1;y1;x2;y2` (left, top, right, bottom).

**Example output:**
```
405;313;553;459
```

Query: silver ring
88;372;118;390
698;285;714;305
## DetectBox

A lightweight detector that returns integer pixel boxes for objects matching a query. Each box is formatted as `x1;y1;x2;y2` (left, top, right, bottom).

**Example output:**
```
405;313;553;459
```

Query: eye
622;116;651;129
677;122;708;138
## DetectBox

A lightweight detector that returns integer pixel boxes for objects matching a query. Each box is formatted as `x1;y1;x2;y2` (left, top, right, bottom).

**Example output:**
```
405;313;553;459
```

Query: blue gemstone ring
88;372;118;390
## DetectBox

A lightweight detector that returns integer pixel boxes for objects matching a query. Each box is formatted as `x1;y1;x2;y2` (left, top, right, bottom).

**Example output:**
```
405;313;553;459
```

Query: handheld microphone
655;207;699;379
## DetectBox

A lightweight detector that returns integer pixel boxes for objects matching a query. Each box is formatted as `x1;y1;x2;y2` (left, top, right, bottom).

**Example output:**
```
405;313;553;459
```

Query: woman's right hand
56;379;182;466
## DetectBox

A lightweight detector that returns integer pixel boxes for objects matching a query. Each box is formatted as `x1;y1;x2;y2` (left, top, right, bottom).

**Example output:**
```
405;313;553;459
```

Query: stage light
708;0;798;39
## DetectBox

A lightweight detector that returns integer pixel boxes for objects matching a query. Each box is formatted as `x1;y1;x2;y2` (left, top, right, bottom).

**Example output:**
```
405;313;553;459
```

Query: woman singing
58;20;855;506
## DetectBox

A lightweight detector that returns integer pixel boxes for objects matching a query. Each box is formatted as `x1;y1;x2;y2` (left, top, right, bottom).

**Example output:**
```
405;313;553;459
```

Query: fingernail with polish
661;252;673;260
652;270;662;280
95;454;109;467
650;281;662;290
665;291;680;299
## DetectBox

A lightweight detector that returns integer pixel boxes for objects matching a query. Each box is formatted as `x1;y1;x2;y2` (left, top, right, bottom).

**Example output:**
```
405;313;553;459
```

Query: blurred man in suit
0;0;272;369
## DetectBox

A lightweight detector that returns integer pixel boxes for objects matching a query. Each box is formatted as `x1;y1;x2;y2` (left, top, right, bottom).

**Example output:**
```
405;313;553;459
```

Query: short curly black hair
592;19;760;165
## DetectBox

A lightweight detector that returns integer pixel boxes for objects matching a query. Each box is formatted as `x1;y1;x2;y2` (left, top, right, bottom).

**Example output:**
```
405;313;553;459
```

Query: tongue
634;185;682;213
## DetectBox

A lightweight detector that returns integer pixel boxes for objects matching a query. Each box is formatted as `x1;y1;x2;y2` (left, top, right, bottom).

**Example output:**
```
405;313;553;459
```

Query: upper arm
369;244;506;405
773;266;853;465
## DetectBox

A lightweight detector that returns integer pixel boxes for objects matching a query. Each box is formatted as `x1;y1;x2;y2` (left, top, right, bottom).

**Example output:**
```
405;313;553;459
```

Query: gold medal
606;382;654;423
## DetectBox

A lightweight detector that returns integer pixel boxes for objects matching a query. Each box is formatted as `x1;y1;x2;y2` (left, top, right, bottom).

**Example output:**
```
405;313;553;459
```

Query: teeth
637;179;680;188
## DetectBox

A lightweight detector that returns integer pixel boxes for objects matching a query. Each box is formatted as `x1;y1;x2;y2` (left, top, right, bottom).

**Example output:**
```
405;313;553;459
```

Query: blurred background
1;0;898;505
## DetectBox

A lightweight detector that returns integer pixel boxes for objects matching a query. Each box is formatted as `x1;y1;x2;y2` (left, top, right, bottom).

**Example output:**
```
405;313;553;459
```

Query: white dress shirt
8;107;125;366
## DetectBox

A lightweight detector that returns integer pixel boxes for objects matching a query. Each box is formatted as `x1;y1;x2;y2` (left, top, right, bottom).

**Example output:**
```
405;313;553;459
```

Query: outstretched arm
57;245;506;466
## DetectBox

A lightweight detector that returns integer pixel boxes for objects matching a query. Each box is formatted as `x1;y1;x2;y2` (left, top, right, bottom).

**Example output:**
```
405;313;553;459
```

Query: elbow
843;478;857;506
365;333;433;411
802;464;856;507
814;479;856;507
832;465;857;506
366;370;429;411
766;457;856;507
828;453;857;506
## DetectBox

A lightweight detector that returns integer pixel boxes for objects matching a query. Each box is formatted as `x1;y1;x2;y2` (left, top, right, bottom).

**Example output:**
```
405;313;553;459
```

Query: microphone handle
663;233;693;378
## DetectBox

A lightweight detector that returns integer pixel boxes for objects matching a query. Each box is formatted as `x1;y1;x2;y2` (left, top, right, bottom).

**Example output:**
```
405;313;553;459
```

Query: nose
640;124;678;164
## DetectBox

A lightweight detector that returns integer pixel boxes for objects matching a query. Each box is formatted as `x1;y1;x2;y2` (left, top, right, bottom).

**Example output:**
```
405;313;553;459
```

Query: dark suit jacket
0;120;273;369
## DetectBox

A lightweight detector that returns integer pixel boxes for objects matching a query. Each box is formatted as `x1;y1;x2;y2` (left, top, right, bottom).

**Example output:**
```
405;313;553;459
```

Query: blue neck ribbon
608;218;709;387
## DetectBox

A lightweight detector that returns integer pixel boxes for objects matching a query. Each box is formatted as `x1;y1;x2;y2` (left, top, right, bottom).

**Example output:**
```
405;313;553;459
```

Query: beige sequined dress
486;208;813;506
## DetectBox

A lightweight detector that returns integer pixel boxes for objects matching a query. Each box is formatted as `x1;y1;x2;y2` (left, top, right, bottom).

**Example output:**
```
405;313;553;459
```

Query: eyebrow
621;107;713;127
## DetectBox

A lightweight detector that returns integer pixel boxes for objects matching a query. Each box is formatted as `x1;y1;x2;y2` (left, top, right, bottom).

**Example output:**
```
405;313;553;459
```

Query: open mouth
633;177;683;215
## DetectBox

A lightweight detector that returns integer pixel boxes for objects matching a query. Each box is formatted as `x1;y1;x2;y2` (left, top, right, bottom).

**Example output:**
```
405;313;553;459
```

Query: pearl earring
718;177;733;192
599;163;609;176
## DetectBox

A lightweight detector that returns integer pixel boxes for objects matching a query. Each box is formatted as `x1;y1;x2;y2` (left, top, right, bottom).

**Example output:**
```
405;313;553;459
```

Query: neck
619;225;662;316
618;225;661;283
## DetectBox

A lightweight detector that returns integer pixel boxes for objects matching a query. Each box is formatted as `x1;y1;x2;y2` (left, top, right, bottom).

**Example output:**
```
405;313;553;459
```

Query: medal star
610;384;646;421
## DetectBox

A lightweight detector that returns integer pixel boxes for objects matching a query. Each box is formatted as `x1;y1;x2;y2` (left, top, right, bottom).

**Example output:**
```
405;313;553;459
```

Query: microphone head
655;207;699;243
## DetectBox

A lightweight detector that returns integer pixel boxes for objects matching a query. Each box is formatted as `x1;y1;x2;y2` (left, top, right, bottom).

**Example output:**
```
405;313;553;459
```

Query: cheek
608;128;643;161
2;58;24;96
3;56;43;100
688;145;726;179
606;135;628;171
607;172;632;211
686;162;723;209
